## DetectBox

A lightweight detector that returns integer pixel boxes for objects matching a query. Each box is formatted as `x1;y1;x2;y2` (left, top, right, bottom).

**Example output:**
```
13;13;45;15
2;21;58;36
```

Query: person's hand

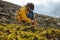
32;20;39;26
31;20;35;25
32;20;35;23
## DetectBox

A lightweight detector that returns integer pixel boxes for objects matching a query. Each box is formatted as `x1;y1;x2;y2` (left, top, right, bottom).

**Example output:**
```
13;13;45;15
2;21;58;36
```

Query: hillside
0;1;60;27
0;1;60;40
0;1;21;24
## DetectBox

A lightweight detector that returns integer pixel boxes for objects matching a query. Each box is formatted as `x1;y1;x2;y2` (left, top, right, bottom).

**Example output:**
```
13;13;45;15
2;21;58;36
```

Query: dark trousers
26;11;34;20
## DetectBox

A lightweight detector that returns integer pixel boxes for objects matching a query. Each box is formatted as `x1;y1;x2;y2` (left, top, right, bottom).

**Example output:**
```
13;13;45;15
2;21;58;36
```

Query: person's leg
25;11;33;25
26;11;35;25
28;11;39;26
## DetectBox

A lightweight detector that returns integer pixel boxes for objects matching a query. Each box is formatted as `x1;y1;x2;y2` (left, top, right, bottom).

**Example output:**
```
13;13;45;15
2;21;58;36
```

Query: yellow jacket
16;6;31;23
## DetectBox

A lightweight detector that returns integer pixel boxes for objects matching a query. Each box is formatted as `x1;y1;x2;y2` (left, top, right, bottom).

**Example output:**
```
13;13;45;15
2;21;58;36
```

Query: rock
57;23;60;26
0;7;2;11
0;0;2;1
45;18;51;21
0;12;9;16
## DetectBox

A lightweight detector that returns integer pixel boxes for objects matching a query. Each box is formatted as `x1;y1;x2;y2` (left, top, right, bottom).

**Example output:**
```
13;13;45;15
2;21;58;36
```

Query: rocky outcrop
0;1;21;23
35;14;60;27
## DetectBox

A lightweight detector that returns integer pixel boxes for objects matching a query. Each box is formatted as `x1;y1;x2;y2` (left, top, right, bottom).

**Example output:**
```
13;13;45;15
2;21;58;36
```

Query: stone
0;0;2;1
57;23;60;26
0;7;2;11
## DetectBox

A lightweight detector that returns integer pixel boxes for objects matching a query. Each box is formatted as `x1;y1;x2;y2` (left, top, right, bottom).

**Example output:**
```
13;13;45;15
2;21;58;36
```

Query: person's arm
20;8;31;23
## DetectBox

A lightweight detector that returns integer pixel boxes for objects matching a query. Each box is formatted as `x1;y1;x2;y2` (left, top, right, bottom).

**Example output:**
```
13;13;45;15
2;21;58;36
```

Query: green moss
0;23;60;40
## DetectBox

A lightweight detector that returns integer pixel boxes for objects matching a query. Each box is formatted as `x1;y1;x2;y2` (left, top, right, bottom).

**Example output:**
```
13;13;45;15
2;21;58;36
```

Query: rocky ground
35;14;60;28
0;1;21;23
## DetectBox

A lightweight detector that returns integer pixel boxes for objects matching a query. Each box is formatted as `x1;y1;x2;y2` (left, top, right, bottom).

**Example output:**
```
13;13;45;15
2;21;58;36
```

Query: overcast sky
3;0;60;6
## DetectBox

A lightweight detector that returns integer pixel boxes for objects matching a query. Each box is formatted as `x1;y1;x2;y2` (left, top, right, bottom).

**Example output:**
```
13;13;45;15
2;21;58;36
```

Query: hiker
16;3;38;26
